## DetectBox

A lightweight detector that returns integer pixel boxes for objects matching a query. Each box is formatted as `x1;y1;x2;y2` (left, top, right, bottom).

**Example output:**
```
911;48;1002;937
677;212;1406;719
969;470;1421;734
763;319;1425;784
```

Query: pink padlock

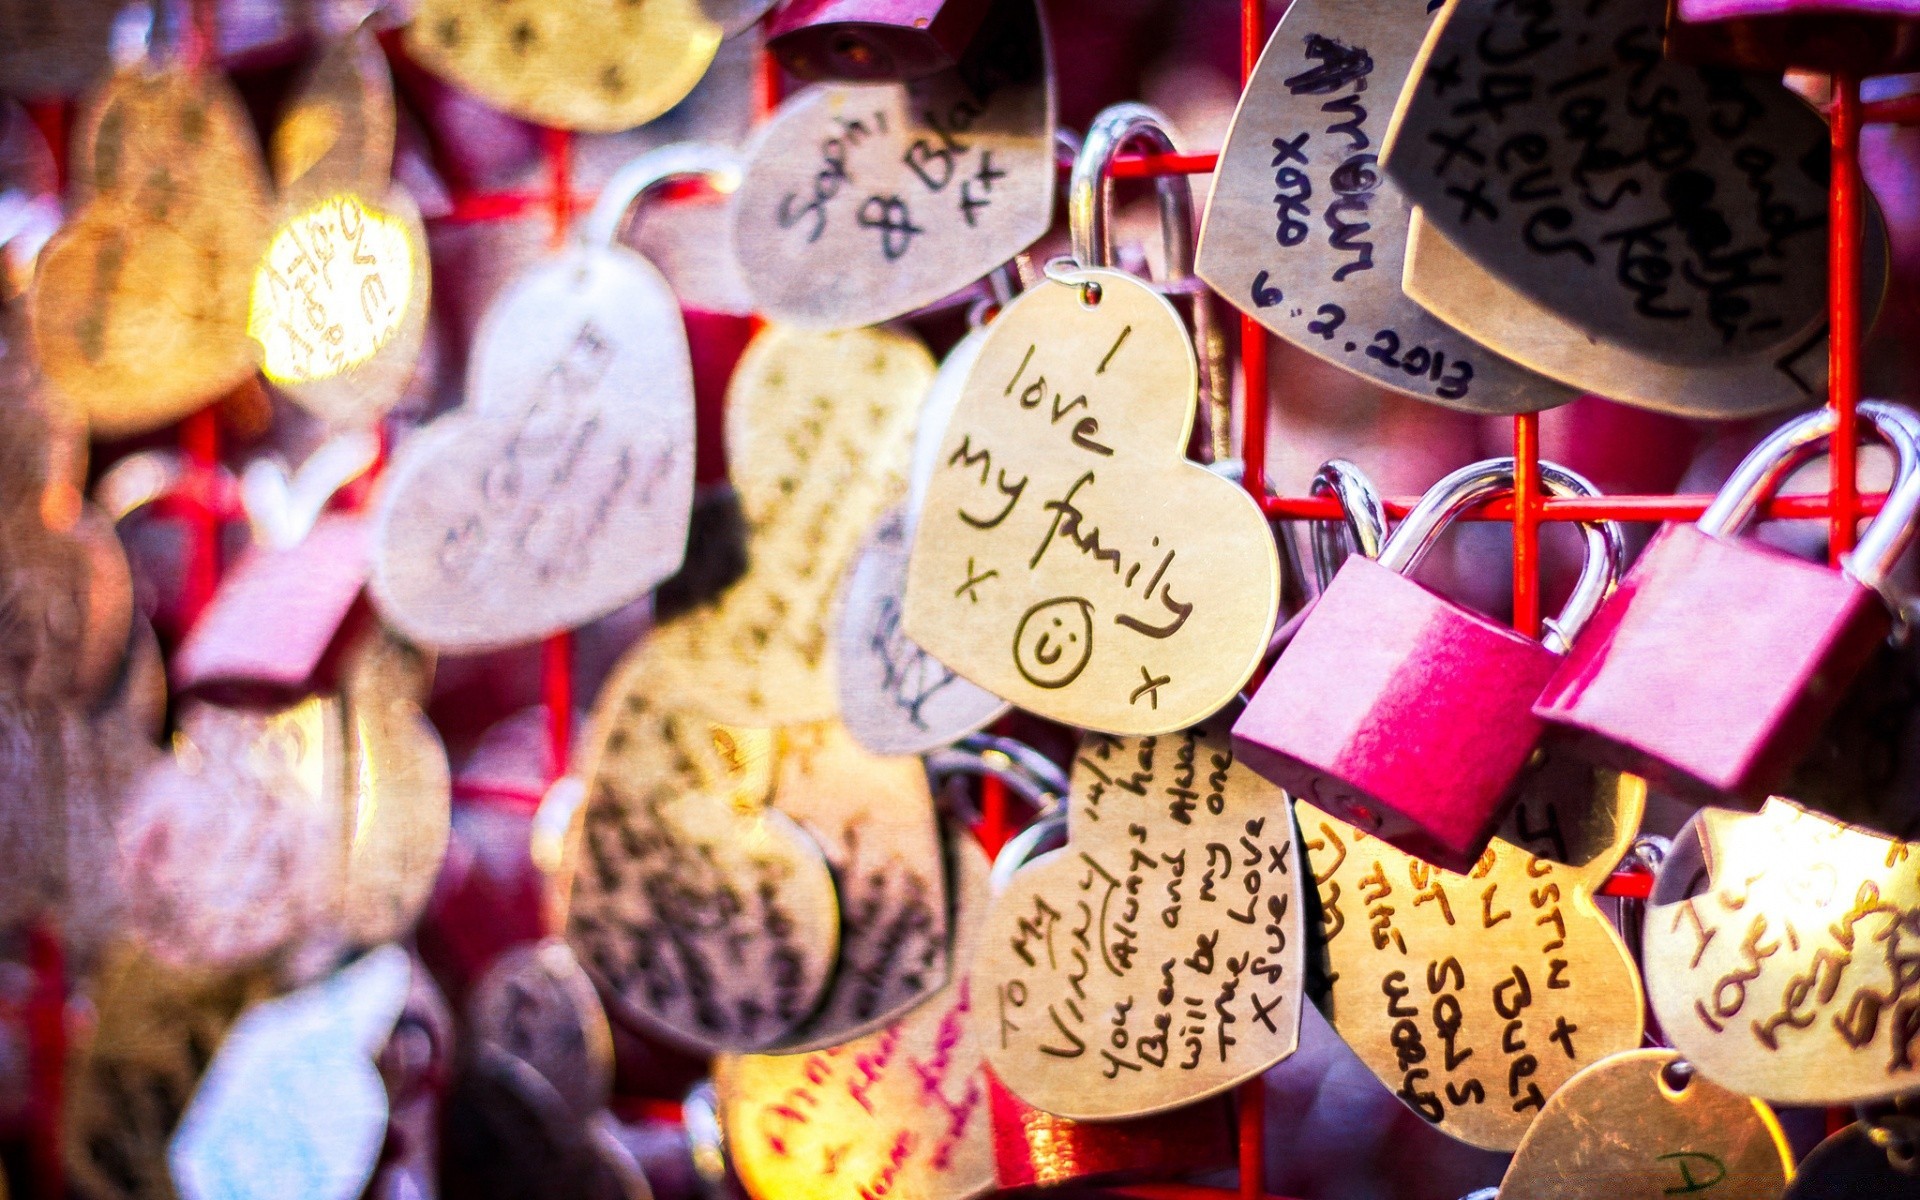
765;0;998;81
1233;458;1624;873
1536;402;1920;807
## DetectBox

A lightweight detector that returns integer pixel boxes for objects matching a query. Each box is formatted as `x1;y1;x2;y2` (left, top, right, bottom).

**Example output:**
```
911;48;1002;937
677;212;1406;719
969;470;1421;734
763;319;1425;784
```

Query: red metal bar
1597;870;1654;900
1236;1076;1265;1200
1262;491;1888;523
544;631;574;782
180;408;222;627
1109;151;1220;179
1830;73;1862;564
26;924;63;1200
1861;94;1920;125
980;775;1008;856
1511;413;1541;639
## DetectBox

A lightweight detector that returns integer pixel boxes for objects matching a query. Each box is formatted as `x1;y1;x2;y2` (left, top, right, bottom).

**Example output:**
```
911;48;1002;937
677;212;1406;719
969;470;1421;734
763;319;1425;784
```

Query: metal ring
925;735;1068;823
1309;460;1390;588
683;1080;732;1200
988;809;1069;894
1066;102;1194;282
581;143;743;250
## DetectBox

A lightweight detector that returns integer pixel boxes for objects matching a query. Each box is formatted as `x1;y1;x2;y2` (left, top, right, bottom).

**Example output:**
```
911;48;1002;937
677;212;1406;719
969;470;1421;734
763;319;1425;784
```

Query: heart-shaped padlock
403;0;724;133
730;0;1054;330
1380;0;1889;417
31;46;270;437
970;702;1307;1119
904;103;1281;736
371;146;733;653
249;22;430;429
1196;0;1578;415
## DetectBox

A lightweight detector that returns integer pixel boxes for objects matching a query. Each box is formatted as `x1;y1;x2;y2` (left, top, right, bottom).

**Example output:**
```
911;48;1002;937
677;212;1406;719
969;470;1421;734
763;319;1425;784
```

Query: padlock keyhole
830;33;884;75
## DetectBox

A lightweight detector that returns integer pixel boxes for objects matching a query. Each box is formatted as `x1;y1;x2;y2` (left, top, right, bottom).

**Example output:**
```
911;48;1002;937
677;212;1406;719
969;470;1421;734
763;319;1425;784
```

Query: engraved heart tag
718;825;995;1200
1196;0;1577;415
404;0;724;133
560;654;842;1053
370;155;706;652
1645;798;1920;1105
117;699;348;968
729;0;1055;330
969;708;1306;1120
643;322;935;727
1379;0;1881;416
837;504;1010;756
1298;769;1646;1150
251;26;430;429
903;266;1280;735
766;721;953;1050
1497;1049;1793;1200
30;61;270;436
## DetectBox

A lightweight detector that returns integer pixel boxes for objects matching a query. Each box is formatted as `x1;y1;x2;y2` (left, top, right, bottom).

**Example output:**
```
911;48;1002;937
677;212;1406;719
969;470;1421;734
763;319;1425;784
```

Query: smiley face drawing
1013;597;1094;689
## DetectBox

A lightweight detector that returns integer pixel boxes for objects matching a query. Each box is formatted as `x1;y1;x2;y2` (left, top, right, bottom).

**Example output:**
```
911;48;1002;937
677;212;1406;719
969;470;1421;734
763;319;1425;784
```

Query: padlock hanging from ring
1233;457;1627;873
1535;400;1920;807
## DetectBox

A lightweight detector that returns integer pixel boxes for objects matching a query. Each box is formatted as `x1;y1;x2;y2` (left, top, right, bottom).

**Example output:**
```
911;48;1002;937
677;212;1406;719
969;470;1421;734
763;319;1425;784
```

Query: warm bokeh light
249;193;413;384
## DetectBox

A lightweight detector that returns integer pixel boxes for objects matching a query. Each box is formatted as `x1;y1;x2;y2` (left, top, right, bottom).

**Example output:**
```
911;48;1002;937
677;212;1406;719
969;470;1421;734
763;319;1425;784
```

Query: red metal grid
13;1;1900;1197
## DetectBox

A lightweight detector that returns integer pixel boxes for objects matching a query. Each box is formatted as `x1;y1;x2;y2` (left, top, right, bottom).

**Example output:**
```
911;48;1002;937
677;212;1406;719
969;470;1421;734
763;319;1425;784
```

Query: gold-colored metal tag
1786;1121;1920;1200
1299;768;1647;1151
273;25;397;202
1380;0;1876;415
768;721;953;1049
1645;797;1920;1105
470;939;616;1121
1195;0;1576;415
30;63;269;437
254;26;427;428
970;706;1305;1120
370;235;697;652
718;824;996;1200
559;658;842;1053
645;323;934;728
339;629;450;948
730;0;1054;331
403;0;723;133
116;699;348;968
1400;208;1872;419
1498;1049;1793;1200
836;504;1010;757
63;945;277;1200
904;268;1279;737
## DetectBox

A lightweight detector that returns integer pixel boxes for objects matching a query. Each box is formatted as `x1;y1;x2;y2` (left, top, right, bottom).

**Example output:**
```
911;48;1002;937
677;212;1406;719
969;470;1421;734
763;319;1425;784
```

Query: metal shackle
988;807;1069;895
581;142;743;250
1067;102;1195;281
1696;400;1920;595
1378;457;1628;655
1310;459;1390;589
924;733;1069;823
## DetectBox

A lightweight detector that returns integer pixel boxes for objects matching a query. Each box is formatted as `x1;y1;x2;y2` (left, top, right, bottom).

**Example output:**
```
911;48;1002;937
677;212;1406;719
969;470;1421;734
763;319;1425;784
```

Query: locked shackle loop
1066;102;1194;284
1378;457;1627;655
987;806;1068;895
1309;459;1390;589
581;143;744;251
1697;400;1920;596
925;733;1068;825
